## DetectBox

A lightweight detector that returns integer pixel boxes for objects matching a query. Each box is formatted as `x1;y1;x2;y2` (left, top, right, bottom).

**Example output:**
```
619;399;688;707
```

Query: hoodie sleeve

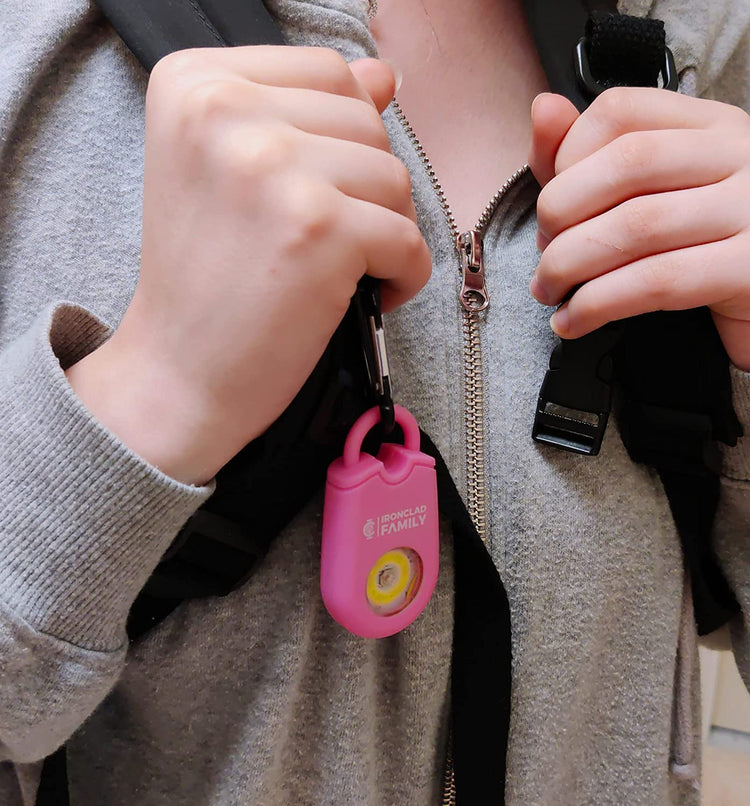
0;303;213;762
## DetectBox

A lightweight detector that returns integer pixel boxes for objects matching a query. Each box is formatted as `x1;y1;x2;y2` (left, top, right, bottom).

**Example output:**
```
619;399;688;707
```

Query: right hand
67;46;431;484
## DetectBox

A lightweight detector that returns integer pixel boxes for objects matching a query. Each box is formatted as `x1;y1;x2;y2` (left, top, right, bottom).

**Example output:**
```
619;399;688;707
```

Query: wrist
65;333;242;485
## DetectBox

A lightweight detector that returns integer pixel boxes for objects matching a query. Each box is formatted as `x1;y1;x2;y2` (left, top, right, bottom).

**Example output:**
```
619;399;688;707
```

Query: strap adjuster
575;35;678;98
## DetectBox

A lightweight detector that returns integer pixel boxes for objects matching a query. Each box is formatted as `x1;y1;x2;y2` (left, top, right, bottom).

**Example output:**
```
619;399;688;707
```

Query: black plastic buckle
532;325;622;456
533;395;609;456
354;277;395;435
574;36;678;97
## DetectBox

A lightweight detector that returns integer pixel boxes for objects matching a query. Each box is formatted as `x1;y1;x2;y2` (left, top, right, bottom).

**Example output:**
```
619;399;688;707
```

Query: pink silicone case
321;405;439;638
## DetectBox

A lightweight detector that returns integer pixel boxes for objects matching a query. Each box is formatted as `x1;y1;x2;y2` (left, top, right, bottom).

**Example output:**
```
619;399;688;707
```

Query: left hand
528;88;750;371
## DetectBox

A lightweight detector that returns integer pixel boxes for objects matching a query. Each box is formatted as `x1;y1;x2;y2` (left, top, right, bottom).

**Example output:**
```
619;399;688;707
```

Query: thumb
349;58;398;114
529;93;580;187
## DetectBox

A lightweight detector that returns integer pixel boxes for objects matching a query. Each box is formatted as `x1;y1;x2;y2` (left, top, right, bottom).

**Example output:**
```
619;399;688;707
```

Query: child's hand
67;47;430;484
528;88;750;371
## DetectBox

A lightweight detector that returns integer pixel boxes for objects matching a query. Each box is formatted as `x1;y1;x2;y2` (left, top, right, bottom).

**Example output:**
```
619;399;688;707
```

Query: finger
712;311;750;370
548;236;744;339
343;199;432;311
532;179;745;306
349;58;397;114
161;45;378;106
529;93;580;187
307;134;417;221
555;87;749;173
537;129;741;242
269;86;393;151
175;79;394;153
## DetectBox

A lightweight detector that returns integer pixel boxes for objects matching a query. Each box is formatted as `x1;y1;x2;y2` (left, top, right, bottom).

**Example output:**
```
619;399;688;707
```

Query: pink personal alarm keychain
320;280;440;639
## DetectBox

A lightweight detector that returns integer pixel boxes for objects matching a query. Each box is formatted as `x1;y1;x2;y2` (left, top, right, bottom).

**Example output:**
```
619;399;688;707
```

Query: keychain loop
342;405;421;467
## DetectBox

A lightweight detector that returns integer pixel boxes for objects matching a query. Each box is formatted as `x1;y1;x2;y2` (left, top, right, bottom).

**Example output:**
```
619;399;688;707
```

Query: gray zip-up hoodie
1;1;749;804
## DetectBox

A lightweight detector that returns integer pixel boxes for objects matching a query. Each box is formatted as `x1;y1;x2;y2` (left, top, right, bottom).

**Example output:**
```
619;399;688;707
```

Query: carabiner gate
354;278;395;436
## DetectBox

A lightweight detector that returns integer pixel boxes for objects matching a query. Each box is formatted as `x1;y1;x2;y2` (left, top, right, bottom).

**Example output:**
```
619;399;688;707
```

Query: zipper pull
456;230;489;312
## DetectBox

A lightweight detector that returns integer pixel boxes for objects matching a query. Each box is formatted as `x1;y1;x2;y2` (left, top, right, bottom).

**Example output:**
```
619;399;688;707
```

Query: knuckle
400;221;430;271
314;47;355;94
390;158;414;203
635;254;679;307
152;48;203;85
242;125;294;173
613;132;655;175
620;198;659;245
723;102;750;131
361;104;391;149
218;126;295;187
285;181;338;243
538;239;568;286
181;80;239;130
590;87;634;135
536;185;565;234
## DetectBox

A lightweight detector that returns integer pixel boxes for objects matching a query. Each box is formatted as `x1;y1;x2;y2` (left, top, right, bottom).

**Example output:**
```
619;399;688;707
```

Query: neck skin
370;0;548;232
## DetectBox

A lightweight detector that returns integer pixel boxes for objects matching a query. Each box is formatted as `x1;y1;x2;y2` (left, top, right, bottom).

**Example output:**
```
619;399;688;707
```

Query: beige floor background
700;646;750;805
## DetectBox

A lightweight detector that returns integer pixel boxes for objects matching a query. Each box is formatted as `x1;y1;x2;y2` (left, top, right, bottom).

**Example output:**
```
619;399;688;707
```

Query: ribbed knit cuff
0;304;214;651
721;364;750;481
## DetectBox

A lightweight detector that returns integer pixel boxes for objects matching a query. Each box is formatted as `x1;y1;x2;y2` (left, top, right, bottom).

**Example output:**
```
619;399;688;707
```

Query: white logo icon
363;519;376;539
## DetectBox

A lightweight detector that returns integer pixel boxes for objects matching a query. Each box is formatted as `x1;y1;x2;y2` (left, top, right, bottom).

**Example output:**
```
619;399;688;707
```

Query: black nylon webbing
95;0;284;71
586;11;665;88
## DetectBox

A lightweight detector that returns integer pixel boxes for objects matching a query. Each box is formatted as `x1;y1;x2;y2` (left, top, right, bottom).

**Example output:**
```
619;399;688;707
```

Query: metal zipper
392;100;528;543
392;100;529;806
441;734;457;806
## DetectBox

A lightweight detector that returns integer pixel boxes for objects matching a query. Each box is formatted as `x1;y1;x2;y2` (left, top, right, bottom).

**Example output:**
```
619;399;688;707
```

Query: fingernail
529;275;546;303
550;304;569;336
382;59;403;92
531;92;553;120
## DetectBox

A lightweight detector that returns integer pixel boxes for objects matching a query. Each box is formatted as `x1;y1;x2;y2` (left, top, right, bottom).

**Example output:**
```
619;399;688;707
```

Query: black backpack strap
35;747;69;806
420;432;512;804
617;309;742;634
525;2;741;631
528;0;675;454
96;0;283;70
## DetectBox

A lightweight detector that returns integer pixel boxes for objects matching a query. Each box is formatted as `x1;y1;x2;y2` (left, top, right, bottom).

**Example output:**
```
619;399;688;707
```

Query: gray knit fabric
1;1;750;804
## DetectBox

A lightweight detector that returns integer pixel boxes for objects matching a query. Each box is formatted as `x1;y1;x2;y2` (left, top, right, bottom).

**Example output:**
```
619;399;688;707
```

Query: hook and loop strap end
575;12;678;99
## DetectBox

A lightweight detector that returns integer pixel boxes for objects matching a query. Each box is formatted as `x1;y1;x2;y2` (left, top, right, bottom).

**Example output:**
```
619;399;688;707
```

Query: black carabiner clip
353;277;395;436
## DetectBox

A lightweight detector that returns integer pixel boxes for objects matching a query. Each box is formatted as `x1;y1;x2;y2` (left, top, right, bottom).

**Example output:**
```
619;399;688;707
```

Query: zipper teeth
391;100;529;804
392;99;529;542
441;735;457;806
393;102;530;237
392;102;460;242
476;164;532;233
463;310;486;540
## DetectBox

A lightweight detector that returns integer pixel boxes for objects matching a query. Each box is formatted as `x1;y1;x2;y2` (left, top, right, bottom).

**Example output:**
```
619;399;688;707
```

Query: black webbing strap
34;748;69;806
96;0;283;71
423;432;512;805
525;2;742;633
616;309;742;634
528;2;670;456
584;11;668;90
